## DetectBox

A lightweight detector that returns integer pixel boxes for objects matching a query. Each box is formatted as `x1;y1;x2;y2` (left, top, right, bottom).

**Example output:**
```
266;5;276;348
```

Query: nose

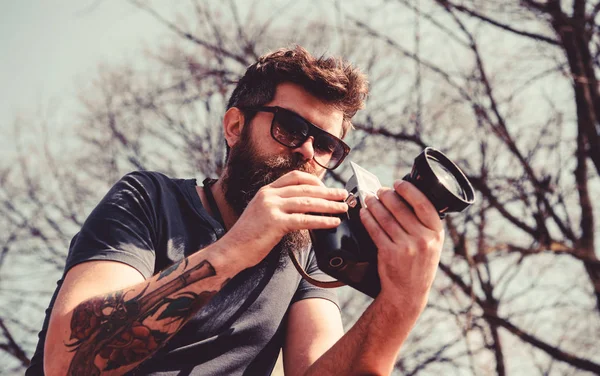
292;136;316;163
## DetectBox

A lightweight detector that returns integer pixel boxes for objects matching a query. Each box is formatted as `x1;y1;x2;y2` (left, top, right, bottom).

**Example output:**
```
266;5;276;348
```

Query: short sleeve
65;171;160;279
290;248;340;311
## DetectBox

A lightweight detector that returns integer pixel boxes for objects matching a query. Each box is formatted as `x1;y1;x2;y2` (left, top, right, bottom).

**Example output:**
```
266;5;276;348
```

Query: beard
220;127;316;267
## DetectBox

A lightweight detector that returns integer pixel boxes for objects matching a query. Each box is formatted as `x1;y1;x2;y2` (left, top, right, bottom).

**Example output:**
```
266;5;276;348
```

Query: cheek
247;123;280;155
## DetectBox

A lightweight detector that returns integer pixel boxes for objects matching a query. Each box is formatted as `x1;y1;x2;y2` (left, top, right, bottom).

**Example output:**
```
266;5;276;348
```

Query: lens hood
403;147;475;216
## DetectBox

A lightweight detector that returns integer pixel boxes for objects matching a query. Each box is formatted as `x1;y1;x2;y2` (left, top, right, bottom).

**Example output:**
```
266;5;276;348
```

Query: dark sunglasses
242;106;350;170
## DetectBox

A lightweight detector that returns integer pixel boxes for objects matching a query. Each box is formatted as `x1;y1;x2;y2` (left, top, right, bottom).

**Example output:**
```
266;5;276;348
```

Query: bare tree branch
436;0;559;46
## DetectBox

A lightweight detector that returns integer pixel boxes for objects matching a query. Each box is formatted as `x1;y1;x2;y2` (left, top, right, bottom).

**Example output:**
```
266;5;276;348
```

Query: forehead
267;82;344;138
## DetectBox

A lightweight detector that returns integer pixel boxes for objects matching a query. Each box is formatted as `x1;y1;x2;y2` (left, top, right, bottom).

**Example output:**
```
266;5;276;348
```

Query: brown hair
227;45;369;138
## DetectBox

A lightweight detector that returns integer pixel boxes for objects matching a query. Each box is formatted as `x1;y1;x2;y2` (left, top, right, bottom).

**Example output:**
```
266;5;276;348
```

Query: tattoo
66;260;217;375
157;258;188;281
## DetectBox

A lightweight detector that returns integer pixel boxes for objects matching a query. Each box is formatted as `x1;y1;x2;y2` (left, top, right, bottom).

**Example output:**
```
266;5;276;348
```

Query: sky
0;1;176;142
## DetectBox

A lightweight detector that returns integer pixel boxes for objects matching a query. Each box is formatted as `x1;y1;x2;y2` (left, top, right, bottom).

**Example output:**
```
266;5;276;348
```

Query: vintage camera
308;147;476;298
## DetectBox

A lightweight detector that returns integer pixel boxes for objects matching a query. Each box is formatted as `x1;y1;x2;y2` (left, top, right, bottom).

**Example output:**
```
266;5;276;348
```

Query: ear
223;107;245;148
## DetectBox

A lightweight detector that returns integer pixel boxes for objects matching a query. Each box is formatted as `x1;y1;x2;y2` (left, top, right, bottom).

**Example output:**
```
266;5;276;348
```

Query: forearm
304;296;421;376
47;240;247;376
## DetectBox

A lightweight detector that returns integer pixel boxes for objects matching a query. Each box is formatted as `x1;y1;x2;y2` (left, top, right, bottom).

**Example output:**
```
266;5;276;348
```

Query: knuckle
379;188;395;201
394;180;407;193
360;211;372;226
415;200;429;214
405;244;417;257
365;195;380;210
300;185;312;195
436;229;445;242
290;170;305;179
393;241;414;258
337;202;348;211
415;236;429;251
396;242;409;254
299;215;310;227
255;187;269;199
267;206;279;218
260;194;274;207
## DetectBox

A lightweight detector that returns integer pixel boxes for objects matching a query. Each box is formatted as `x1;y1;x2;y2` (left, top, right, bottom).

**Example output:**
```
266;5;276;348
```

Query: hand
360;180;445;315
223;170;349;267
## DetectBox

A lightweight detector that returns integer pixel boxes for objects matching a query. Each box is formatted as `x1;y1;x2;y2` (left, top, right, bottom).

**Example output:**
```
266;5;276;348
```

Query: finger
283;197;348;214
288;213;342;230
269;170;325;189
359;207;395;250
393;180;442;232
278;185;348;201
364;194;408;242
376;187;421;235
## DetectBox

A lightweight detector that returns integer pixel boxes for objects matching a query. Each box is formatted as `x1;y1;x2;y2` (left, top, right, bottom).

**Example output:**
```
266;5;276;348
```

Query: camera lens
428;158;467;200
404;147;475;216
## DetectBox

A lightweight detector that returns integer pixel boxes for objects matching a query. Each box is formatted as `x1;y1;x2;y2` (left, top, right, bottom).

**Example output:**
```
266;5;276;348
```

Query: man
27;46;444;375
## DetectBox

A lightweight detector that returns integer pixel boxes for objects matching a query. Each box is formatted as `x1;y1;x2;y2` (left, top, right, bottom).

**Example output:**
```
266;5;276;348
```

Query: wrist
209;238;243;273
212;231;265;271
375;289;426;324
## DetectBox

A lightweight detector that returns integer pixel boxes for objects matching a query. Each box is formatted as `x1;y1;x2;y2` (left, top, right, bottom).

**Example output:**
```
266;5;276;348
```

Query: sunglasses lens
313;134;345;168
271;108;348;169
272;111;309;147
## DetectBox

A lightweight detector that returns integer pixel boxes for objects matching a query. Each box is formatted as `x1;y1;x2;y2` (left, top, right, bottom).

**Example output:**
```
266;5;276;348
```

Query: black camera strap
202;178;224;227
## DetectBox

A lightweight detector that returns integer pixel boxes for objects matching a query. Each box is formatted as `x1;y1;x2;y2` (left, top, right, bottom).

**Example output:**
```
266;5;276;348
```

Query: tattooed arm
44;238;247;376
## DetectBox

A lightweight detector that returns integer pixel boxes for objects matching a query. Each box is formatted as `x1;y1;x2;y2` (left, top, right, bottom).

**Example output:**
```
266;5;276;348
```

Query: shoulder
118;170;179;188
87;170;194;228
111;171;193;199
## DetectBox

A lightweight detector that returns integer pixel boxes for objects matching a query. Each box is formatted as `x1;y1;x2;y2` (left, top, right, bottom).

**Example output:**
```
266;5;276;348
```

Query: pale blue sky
0;1;176;139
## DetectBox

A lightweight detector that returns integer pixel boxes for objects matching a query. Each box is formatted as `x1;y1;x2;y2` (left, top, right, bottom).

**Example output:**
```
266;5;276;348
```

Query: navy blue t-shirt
27;171;339;375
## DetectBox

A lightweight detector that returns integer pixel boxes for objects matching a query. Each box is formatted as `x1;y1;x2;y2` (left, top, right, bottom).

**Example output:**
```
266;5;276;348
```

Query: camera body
310;162;383;298
310;194;382;297
309;148;475;298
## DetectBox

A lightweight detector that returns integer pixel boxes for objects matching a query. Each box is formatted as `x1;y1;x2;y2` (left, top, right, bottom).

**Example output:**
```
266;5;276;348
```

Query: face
221;83;345;258
245;82;345;174
223;82;345;212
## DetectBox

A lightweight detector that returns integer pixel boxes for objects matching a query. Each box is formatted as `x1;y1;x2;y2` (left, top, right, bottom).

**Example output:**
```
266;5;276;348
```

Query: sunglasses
242;106;351;170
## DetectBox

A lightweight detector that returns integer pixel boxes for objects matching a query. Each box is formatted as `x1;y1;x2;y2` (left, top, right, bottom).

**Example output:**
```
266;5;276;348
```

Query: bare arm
283;298;344;376
284;289;421;376
302;296;421;375
284;180;445;376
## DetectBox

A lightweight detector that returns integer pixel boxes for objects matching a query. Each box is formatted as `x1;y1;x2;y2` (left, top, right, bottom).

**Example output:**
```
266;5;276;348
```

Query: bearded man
27;46;444;376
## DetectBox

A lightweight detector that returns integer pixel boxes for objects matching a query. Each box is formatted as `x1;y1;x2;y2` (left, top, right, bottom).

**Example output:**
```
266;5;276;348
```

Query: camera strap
287;249;345;289
202;178;225;228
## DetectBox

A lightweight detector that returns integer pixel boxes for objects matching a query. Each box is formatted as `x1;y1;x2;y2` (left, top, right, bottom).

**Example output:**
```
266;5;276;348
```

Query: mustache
245;154;317;190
